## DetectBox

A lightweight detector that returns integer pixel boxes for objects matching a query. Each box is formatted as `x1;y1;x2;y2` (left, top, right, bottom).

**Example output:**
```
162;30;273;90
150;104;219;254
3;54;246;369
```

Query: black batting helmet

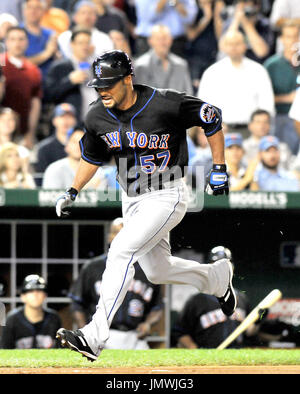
87;50;134;89
21;274;47;294
208;246;232;264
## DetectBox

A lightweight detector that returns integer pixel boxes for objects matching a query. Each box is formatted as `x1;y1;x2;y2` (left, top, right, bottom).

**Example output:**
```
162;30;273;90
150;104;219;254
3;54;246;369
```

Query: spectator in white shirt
270;0;300;29
42;127;107;189
58;0;113;60
269;0;300;54
289;88;300;140
197;30;275;138
288;88;300;177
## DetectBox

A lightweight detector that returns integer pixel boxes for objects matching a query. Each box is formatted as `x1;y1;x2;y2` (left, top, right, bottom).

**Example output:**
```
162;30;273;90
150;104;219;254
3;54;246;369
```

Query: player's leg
79;183;188;355
138;234;230;297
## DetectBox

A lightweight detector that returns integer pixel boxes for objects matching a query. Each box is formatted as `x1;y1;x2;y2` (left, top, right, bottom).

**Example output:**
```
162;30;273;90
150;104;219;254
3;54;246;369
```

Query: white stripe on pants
81;179;230;355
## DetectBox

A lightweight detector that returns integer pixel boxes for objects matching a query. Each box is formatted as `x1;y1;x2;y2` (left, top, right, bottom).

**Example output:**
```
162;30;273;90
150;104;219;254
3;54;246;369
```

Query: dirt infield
0;365;300;374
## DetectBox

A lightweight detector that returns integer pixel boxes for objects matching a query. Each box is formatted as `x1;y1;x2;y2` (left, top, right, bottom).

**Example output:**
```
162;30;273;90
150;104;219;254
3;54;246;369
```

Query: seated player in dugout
68;218;164;350
171;246;260;349
0;275;62;349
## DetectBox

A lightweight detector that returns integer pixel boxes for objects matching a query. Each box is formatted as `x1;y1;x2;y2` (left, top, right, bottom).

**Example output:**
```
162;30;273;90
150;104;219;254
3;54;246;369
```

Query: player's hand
136;322;151;339
56;188;78;218
255;308;269;325
206;164;229;196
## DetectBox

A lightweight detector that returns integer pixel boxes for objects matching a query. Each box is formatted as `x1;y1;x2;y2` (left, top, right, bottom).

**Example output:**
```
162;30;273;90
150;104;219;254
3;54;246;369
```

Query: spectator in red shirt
1;26;42;149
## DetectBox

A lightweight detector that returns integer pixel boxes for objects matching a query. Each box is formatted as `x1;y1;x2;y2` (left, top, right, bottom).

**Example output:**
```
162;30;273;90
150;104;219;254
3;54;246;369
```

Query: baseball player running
55;50;236;361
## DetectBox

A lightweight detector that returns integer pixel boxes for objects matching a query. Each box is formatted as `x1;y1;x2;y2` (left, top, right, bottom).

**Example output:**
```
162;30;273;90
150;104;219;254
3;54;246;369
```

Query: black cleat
56;328;98;362
217;261;237;316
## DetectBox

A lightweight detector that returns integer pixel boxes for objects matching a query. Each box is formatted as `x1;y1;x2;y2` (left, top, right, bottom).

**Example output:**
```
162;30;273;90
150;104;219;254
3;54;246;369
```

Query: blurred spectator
40;0;70;34
189;126;211;157
171;246;253;349
134;25;193;94
0;13;18;43
0;142;35;189
224;132;259;191
225;133;247;189
109;29;132;55
0;67;5;104
288;87;300;139
0;275;61;349
42;128;108;189
0;107;31;172
188;126;213;184
35;103;77;174
92;0;130;38
264;21;300;155
243;109;294;170
251;135;300;191
68;218;163;350
45;29;98;123
103;161;120;189
1;26;42;149
185;0;218;93
53;0;72;12
0;0;24;24
198;30;275;138
58;1;113;59
21;0;59;81
221;0;275;64
134;0;197;57
269;0;300;30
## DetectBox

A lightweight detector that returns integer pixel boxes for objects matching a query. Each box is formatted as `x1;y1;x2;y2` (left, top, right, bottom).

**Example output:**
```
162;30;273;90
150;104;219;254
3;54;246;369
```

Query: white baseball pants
81;179;230;355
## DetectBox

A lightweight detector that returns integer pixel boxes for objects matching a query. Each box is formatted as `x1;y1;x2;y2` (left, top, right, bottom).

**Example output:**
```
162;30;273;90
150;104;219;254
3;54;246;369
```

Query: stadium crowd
0;0;299;192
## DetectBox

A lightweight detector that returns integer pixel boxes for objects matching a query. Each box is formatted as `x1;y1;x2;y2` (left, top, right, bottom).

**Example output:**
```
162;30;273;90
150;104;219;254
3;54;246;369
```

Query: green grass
0;349;300;368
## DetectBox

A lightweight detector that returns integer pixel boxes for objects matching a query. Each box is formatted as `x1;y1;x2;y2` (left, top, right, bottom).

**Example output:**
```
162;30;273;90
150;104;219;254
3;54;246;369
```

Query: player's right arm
56;116;112;217
71;159;99;192
55;160;99;217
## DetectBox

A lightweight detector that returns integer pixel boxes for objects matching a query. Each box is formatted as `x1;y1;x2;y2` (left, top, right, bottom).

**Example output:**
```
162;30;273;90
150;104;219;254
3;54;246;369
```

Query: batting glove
56;187;78;218
206;164;229;196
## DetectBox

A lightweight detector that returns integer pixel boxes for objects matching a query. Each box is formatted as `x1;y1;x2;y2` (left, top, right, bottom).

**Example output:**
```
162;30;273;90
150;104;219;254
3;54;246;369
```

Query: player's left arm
205;131;229;196
179;95;229;195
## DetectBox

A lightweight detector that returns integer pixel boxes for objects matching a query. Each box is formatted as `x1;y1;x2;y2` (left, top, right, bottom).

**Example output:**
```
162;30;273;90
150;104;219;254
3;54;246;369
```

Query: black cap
87;50;134;89
21;274;47;294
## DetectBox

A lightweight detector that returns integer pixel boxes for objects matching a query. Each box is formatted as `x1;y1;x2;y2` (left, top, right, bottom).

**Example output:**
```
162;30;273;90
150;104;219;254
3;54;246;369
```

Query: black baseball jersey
0;307;61;349
171;290;250;348
80;84;222;196
69;254;163;331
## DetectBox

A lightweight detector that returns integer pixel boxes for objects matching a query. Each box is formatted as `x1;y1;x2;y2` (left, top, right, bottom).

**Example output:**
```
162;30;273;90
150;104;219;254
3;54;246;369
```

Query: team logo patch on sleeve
199;103;216;124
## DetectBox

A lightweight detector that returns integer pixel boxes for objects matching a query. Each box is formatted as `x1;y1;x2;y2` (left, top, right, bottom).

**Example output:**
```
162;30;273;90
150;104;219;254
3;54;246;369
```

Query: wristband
213;164;227;172
66;187;78;200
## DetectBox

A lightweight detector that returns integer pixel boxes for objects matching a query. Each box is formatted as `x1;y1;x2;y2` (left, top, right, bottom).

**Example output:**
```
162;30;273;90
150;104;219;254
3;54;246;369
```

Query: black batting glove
206;164;229;196
255;308;269;325
56;187;78;218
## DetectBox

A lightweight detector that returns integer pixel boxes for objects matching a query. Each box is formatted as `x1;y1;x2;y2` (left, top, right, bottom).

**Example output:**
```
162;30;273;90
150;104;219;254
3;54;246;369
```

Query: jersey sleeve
179;94;223;137
80;124;112;166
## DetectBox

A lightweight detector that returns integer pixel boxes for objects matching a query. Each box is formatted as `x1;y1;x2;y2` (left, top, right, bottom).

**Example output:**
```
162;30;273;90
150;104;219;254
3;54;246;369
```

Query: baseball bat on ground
217;289;282;350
